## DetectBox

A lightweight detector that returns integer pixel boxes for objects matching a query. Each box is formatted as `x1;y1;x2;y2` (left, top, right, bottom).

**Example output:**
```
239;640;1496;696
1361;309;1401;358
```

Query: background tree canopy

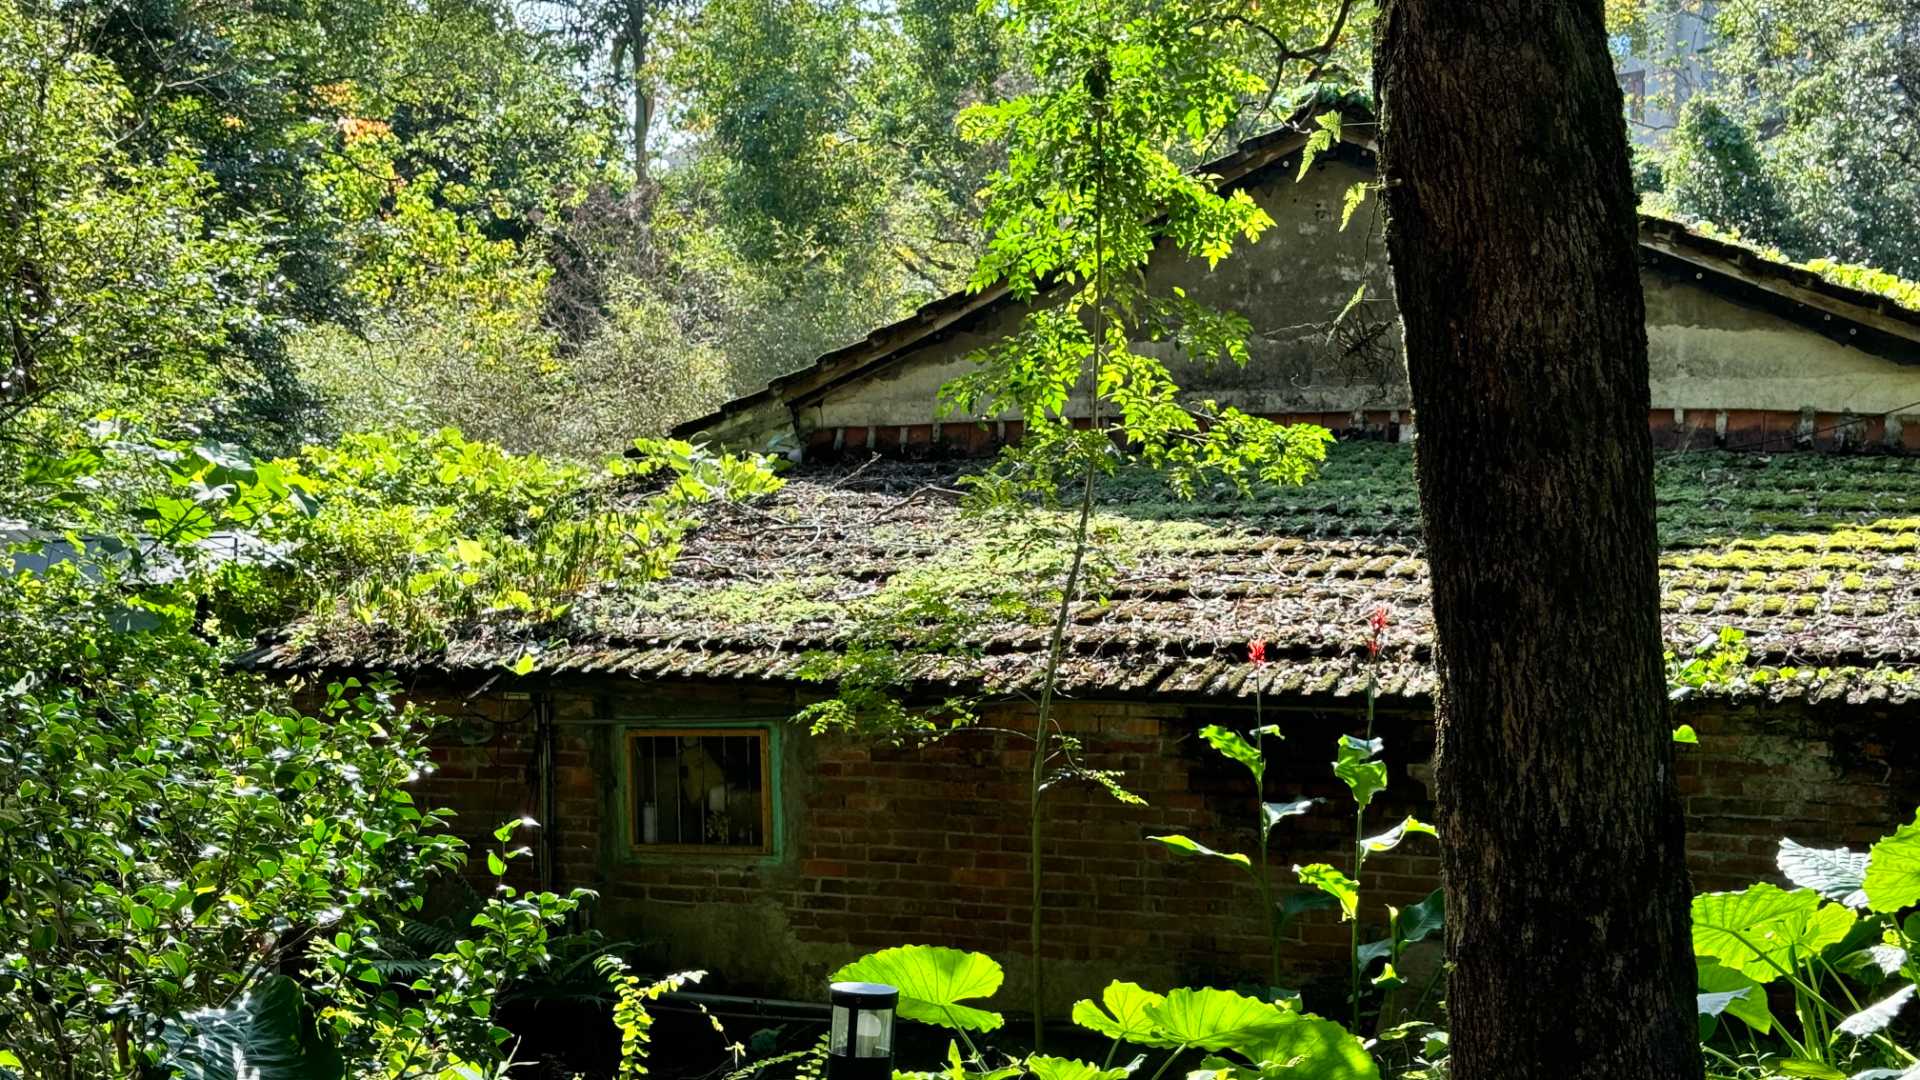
0;0;1911;470
1620;0;1920;280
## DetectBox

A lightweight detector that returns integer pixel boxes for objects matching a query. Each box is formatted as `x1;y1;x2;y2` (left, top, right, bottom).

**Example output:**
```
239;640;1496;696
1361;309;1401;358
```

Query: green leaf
1236;1014;1380;1078
1151;835;1251;868
1070;981;1174;1047
1145;988;1291;1054
1200;725;1263;781
1332;737;1386;810
487;852;507;876
1865;816;1920;913
1263;799;1319;829
1672;724;1698;744
831;946;1004;1032
1773;1061;1846;1080
1397;889;1446;949
1025;1057;1131;1080
1361;888;1446;970
1836;984;1915;1038
505;652;538;676
1359;817;1436;853
1697;960;1774;1035
159;974;344;1080
1692;884;1856;982
1777;839;1869;908
1276;890;1337;937
1294;864;1360;920
1697;988;1749;1018
1339;183;1367;231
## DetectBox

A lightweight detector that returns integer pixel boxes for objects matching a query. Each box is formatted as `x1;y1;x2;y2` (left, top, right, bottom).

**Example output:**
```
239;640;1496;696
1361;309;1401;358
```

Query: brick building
248;106;1920;1016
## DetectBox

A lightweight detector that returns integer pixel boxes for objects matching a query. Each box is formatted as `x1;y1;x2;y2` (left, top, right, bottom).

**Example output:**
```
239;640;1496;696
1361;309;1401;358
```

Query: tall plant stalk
1248;654;1283;988
1349;663;1375;1031
1026;91;1110;1051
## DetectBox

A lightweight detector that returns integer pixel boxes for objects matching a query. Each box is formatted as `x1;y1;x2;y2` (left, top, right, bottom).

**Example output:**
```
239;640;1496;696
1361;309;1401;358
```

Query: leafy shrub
263;427;783;652
0;558;584;1076
1693;815;1920;1079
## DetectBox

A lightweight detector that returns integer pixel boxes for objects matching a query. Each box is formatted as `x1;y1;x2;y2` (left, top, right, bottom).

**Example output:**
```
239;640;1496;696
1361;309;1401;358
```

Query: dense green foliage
1626;0;1920;279
0;553;582;1077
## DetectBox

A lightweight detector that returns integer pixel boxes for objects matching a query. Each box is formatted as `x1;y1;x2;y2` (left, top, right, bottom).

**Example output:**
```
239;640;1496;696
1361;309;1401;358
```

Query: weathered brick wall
395;677;1919;1015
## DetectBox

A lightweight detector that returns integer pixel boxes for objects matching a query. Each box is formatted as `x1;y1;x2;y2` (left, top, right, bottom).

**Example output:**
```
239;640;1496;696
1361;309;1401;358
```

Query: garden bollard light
827;981;897;1080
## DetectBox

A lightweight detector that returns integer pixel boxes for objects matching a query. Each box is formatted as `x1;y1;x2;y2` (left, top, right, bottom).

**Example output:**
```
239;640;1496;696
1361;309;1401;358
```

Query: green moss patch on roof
249;442;1920;704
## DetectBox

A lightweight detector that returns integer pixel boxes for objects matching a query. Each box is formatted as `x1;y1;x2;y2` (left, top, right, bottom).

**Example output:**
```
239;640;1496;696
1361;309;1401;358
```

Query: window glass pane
630;730;767;849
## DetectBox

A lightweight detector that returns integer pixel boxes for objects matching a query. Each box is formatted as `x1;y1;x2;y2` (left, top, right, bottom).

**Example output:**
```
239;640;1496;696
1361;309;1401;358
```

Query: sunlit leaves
1294;863;1360;920
1145;988;1292;1053
1691;884;1856;982
1864;815;1920;913
1358;816;1435;853
1837;985;1915;1039
276;428;781;649
830;946;1006;1032
1072;981;1175;1047
1201;724;1265;781
1332;736;1386;810
1263;798;1320;830
1696;960;1775;1035
1150;834;1252;868
1777;839;1870;909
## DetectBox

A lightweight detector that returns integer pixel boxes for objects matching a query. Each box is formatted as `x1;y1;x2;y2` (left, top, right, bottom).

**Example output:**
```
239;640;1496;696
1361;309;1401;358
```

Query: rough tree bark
1371;4;1703;1079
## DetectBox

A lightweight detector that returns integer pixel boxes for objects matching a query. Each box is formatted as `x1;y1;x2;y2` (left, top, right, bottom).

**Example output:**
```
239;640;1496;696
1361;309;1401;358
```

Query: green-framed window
625;727;773;854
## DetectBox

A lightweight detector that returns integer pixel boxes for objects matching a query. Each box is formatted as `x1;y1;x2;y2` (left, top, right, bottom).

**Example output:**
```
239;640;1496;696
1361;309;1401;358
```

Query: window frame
622;724;776;857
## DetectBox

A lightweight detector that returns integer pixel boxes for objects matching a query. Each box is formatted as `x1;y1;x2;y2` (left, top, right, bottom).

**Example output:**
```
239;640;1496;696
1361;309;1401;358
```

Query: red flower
1367;607;1389;659
1248;640;1268;665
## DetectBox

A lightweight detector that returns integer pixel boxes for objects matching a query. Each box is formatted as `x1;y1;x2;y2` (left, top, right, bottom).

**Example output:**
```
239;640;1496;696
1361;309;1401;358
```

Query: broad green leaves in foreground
1147;988;1295;1052
1864;815;1920;913
831;946;1006;1032
1692;884;1856;982
1778;839;1870;909
1071;981;1173;1047
855;946;1379;1079
1070;980;1374;1077
1693;807;1920;1078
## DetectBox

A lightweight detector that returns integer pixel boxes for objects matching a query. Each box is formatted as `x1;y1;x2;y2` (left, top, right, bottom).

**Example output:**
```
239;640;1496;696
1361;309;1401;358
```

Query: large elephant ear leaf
1070;981;1175;1047
159;974;344;1080
1237;1014;1380;1079
1691;885;1854;982
1836;984;1916;1039
1864;815;1920;913
831;946;1005;1032
1778;839;1870;908
1143;988;1291;1054
1697;960;1775;1035
1025;1056;1133;1080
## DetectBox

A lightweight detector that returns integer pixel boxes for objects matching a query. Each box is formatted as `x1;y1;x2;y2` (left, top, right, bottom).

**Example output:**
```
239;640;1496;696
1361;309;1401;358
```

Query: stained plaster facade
695;141;1920;457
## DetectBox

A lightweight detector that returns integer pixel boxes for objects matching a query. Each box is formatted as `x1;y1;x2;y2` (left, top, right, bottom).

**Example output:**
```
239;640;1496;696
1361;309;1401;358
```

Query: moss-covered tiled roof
253;443;1920;705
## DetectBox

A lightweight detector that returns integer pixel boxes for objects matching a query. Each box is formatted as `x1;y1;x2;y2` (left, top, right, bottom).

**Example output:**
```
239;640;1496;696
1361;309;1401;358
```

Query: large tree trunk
1371;4;1702;1080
